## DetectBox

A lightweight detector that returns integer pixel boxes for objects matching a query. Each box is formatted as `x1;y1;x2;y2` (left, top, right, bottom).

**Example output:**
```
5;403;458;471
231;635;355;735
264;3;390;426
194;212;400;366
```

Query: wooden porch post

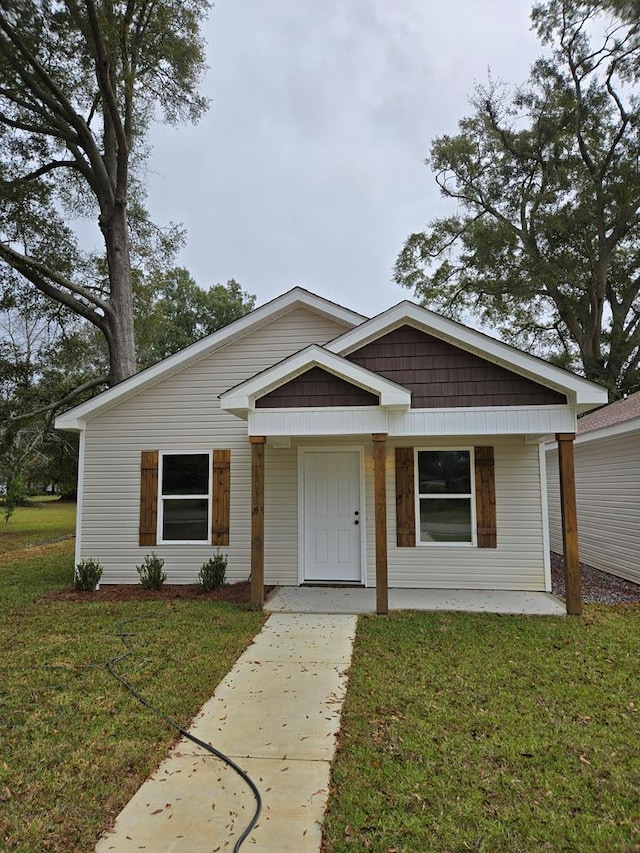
556;433;582;616
372;433;389;615
250;436;266;611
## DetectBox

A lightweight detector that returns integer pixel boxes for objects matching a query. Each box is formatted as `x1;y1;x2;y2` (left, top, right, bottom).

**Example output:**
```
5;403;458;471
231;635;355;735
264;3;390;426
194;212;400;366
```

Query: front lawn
0;496;76;553
0;541;265;853
322;609;640;853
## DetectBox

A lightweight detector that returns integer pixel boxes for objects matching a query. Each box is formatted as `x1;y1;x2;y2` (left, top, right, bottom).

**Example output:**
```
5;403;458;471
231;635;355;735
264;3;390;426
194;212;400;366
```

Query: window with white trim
159;452;210;543
415;449;475;544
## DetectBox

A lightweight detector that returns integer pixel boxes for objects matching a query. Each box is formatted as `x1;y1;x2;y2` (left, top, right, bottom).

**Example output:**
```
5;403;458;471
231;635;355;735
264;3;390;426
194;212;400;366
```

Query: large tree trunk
102;203;137;384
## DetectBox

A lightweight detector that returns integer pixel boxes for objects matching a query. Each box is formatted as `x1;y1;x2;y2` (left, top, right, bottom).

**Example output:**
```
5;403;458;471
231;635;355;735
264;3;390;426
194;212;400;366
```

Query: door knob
354;519;359;525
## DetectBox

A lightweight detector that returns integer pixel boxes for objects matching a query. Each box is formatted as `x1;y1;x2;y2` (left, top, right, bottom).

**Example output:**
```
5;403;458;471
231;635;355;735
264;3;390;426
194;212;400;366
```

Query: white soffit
219;344;412;415
55;287;367;431
325;302;609;408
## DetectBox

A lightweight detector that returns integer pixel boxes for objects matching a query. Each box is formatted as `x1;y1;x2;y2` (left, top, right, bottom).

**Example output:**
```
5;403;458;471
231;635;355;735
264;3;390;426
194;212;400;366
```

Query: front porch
247;432;583;617
266;585;566;616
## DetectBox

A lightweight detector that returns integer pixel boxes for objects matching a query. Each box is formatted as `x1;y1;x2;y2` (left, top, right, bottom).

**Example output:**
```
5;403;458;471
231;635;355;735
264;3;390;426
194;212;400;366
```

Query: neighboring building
547;391;640;585
56;287;607;611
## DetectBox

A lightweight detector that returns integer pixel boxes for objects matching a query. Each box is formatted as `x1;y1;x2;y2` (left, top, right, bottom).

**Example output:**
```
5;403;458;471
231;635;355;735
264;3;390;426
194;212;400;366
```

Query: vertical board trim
139;450;159;546
211;449;231;546
395;446;415;547
474;446;497;548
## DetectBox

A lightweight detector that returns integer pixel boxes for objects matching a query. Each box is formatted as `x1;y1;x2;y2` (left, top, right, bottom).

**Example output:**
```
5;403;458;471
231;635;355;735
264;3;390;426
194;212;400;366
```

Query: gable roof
219;344;412;416
55;288;609;432
576;390;640;441
325;302;608;409
55;287;367;431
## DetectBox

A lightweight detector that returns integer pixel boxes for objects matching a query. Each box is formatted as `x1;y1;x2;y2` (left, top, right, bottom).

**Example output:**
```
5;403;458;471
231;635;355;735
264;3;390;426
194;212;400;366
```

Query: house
55;287;608;614
546;391;640;585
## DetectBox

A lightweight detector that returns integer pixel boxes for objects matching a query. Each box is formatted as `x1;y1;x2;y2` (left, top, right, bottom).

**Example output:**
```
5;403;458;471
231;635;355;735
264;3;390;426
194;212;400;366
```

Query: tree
395;0;640;397
0;285;99;498
135;270;256;367
0;270;255;499
605;0;640;20
0;0;210;385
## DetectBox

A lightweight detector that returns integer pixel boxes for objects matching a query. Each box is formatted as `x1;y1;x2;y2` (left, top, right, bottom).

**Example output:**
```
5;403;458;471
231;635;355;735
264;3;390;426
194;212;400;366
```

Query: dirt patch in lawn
43;580;275;604
0;538;74;565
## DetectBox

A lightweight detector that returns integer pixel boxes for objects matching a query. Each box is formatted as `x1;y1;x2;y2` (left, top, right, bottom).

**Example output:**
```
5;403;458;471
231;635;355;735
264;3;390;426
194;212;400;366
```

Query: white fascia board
388;404;576;437
249;404;576;438
219;344;411;412
249;407;391;436
54;287;368;431
326;301;609;408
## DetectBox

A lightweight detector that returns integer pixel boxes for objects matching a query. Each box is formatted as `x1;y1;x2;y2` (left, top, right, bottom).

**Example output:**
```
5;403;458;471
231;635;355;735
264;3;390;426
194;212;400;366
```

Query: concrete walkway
266;586;566;616
96;613;357;853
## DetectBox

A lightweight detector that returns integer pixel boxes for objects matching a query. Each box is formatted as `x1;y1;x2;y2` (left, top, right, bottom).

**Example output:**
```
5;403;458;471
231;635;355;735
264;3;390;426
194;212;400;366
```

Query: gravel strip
550;552;640;604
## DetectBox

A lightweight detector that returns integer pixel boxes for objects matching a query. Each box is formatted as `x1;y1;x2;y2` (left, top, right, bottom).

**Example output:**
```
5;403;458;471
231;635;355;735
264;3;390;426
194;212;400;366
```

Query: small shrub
74;558;104;592
198;551;227;592
136;552;167;590
3;473;26;523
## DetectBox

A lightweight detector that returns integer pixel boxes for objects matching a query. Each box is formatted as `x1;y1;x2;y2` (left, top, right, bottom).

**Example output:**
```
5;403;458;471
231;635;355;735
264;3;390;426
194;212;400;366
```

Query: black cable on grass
98;619;262;853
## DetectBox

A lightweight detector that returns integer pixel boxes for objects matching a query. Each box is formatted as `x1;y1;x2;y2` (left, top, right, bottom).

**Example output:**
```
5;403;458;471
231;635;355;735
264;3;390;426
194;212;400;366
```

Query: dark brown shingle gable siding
347;325;566;408
255;366;379;408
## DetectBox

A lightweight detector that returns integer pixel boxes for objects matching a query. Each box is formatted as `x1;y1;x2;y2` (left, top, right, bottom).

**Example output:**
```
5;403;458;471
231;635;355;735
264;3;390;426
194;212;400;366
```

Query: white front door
302;450;362;583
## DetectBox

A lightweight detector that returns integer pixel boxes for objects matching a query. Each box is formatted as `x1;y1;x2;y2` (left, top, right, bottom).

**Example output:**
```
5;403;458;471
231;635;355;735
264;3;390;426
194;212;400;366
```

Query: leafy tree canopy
135;269;256;367
0;285;92;497
0;0;211;384
395;0;640;397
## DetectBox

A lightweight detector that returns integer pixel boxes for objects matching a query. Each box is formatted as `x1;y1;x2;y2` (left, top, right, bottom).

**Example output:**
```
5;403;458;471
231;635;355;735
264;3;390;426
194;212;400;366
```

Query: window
159;452;210;542
415;449;474;544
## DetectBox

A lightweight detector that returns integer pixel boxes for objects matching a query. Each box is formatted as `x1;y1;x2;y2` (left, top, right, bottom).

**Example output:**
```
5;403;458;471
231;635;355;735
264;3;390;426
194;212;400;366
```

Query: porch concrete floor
266;586;566;616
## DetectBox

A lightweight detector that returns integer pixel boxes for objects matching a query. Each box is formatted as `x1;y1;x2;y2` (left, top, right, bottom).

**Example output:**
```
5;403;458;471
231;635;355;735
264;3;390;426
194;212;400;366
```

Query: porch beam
372;433;389;615
556;432;582;616
250;436;266;611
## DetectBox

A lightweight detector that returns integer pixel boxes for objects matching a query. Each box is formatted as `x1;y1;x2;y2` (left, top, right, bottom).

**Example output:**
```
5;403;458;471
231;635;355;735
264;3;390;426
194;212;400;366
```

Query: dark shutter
395;447;416;547
139;450;159;546
212;449;231;546
475;446;497;548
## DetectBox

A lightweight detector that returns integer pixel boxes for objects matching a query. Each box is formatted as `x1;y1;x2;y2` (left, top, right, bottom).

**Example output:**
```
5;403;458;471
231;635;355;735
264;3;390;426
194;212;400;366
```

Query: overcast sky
145;0;541;318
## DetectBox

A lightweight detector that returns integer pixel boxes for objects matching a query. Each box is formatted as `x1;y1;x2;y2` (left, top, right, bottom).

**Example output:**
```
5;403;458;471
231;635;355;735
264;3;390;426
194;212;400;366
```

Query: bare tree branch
0;242;110;319
9;376;108;423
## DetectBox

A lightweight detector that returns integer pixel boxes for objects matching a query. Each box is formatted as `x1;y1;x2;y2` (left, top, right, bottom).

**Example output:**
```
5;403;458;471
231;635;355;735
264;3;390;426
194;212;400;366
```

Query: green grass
0;541;265;852
0;497;76;552
322;609;640;853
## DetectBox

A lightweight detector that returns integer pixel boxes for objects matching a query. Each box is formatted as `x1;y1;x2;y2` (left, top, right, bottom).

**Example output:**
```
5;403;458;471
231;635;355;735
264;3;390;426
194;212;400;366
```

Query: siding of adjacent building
79;306;354;584
546;431;640;584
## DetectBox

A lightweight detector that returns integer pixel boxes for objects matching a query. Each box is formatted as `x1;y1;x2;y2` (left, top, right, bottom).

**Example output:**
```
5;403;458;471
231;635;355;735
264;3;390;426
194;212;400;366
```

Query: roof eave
327;302;609;407
54;288;367;428
219;344;412;415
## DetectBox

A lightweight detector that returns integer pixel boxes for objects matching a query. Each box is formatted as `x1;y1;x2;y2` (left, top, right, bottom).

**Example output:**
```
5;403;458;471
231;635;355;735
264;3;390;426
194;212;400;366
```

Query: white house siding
79;307;352;584
262;435;548;591
382;436;548;590
546;432;640;583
